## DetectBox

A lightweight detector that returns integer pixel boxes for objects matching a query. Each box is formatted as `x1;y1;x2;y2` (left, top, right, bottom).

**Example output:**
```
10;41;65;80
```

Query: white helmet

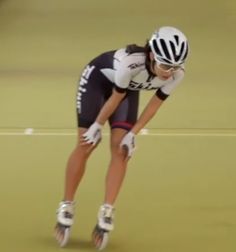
149;26;189;66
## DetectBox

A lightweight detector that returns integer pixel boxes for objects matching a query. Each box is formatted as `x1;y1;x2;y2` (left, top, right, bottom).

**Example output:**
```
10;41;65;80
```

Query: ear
149;52;155;61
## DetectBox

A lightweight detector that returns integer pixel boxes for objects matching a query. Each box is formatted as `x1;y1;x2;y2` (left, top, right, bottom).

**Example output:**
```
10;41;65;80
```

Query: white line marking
146;133;236;137
24;128;34;135
0;129;236;137
140;128;149;135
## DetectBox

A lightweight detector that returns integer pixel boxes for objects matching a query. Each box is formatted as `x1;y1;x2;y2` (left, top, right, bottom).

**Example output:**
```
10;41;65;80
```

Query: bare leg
92;128;129;249
104;128;129;205
63;128;97;201
55;128;98;247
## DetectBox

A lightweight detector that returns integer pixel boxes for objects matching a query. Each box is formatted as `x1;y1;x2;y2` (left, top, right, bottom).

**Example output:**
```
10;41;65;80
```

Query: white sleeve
160;70;185;95
114;55;144;89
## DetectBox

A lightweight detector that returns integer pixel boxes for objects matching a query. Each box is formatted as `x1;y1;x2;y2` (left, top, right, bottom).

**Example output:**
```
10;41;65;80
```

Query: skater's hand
120;131;136;159
82;122;102;146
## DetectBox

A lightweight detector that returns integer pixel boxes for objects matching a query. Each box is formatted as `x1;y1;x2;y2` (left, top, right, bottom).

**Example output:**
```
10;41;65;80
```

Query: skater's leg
105;128;129;205
55;62;109;247
92;128;129;250
55;128;98;247
63;128;95;201
104;90;139;205
92;90;139;249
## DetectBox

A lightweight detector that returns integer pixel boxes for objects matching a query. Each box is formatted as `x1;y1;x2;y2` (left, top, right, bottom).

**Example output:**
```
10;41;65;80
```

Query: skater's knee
110;143;127;160
74;142;97;158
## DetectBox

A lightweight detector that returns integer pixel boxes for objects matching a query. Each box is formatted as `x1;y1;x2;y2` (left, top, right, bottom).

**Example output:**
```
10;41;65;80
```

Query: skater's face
149;52;182;80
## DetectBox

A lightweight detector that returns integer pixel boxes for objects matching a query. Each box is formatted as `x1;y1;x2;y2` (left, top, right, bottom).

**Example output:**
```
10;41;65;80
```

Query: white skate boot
92;204;115;250
54;201;75;247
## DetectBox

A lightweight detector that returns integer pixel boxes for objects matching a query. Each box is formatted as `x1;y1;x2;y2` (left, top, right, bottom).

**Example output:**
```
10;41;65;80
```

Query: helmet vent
170;41;186;62
162;58;173;64
174;35;179;45
160;39;171;60
170;41;176;59
152;40;162;56
178;42;185;61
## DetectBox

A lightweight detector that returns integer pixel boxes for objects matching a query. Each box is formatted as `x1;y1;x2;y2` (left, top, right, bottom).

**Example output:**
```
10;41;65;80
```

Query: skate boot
54;201;75;247
92;204;115;250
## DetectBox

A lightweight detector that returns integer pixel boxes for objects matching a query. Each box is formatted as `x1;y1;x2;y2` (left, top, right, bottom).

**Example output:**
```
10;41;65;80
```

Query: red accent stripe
111;121;133;129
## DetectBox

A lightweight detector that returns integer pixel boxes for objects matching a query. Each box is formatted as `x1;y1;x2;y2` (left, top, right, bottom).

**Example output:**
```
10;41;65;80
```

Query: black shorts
76;52;139;131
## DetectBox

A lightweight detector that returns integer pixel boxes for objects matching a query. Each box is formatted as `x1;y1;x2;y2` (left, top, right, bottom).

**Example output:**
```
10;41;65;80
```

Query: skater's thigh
76;64;112;128
109;90;140;131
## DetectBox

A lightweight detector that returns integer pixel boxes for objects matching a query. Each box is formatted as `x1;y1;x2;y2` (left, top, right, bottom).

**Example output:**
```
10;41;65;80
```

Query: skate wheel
92;225;109;250
54;223;70;247
60;228;70;247
98;232;109;250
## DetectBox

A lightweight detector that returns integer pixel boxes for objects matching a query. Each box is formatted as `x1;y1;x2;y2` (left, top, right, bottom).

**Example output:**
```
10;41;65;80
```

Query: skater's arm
131;94;164;134
96;89;126;125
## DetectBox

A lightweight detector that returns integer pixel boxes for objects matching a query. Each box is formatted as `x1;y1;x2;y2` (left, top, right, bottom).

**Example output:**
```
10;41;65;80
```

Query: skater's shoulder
114;45;146;62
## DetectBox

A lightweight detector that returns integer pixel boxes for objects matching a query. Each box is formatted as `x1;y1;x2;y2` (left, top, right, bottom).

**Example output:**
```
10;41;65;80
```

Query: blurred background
0;1;235;252
0;0;235;129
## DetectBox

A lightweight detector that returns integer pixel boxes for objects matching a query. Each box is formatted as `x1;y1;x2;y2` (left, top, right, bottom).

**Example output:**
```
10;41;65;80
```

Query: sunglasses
156;61;183;72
